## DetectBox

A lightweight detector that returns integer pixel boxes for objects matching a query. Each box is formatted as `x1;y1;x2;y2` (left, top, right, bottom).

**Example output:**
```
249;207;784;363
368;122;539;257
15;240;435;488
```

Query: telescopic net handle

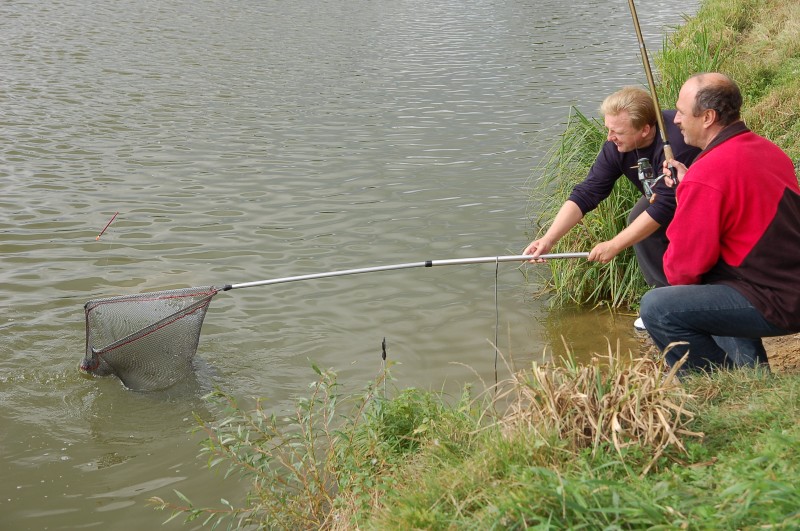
222;252;590;291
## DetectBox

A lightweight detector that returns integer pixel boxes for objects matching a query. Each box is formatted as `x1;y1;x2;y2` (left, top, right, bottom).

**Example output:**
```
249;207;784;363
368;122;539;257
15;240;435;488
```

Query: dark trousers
628;196;669;288
641;284;785;372
634;196;780;369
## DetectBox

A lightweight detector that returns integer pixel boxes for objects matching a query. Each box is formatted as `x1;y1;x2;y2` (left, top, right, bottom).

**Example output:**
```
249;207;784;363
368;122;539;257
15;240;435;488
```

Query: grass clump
496;346;699;474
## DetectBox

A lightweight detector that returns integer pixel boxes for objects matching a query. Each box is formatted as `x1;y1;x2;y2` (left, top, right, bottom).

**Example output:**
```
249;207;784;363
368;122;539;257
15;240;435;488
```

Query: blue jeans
640;284;790;372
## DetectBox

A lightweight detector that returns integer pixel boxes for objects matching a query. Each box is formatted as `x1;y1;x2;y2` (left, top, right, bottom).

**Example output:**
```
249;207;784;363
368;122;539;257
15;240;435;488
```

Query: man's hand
524;201;584;262
663;159;688;188
523;238;554;263
588;240;622;264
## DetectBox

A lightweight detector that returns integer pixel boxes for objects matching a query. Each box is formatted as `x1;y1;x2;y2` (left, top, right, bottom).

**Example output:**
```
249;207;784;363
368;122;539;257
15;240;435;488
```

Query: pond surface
0;0;695;527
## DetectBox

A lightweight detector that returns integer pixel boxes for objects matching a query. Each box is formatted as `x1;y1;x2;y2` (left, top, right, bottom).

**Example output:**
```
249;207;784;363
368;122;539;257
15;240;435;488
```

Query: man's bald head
686;73;742;126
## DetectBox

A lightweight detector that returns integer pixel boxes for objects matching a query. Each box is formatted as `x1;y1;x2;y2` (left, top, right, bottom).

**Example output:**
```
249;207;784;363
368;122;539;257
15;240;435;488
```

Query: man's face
604;111;645;153
674;81;703;148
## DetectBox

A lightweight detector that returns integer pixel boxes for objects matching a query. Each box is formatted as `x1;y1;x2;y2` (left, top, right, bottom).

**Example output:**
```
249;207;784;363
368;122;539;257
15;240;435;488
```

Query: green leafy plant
150;364;349;529
149;365;480;530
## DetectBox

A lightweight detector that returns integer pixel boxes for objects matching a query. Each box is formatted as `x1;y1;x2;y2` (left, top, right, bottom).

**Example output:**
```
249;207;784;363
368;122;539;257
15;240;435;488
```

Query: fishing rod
222;252;590;291
626;0;676;189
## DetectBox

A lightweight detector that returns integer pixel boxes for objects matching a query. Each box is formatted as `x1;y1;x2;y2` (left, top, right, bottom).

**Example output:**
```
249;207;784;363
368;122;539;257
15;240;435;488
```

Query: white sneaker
634;317;647;331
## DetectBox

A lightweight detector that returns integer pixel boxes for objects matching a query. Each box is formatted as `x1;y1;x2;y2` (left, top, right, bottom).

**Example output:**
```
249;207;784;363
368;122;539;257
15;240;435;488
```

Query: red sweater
664;123;800;330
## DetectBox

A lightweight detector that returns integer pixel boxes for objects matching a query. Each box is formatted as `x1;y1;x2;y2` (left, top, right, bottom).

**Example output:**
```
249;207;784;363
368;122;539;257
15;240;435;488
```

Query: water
0;0;696;527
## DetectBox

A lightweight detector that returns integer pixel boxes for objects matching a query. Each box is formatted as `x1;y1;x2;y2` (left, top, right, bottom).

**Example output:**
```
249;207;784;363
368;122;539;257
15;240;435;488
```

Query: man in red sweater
640;73;800;373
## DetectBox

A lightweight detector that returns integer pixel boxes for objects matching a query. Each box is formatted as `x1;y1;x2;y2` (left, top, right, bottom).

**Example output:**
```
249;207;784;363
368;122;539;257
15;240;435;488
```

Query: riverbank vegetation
151;0;800;528
152;356;800;529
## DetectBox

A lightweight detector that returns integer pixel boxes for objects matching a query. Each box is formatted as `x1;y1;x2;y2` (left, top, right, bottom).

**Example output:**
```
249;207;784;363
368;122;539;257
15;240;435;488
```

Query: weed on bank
150;354;800;529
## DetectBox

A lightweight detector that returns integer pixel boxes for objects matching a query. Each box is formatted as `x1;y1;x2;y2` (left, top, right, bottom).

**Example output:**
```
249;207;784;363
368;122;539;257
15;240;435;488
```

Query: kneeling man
641;73;800;372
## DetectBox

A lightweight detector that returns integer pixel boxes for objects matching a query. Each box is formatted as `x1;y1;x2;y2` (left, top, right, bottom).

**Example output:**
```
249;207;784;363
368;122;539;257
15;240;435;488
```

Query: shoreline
637;331;800;374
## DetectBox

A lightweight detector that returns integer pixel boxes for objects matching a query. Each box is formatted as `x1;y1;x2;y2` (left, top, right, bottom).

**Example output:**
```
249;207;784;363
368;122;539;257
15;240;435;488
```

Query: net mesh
83;286;219;391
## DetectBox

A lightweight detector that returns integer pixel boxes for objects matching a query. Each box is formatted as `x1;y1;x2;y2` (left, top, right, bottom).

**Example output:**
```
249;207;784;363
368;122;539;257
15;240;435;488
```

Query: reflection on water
0;0;695;527
543;306;653;359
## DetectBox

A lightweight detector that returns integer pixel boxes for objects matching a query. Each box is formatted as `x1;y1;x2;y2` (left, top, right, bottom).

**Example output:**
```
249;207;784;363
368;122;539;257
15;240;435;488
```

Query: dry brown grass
494;343;703;474
734;2;800;67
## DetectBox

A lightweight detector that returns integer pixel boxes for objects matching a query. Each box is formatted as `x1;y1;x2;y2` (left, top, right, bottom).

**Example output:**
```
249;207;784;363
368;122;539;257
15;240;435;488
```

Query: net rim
91;294;216;356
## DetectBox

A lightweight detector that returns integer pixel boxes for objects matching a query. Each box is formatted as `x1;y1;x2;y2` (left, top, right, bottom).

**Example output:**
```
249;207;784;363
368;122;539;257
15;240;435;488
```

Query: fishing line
494;257;499;388
95;211;119;268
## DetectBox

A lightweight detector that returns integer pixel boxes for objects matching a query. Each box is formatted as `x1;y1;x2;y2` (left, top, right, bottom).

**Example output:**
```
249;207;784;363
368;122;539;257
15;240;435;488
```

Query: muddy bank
763;334;800;374
636;333;800;374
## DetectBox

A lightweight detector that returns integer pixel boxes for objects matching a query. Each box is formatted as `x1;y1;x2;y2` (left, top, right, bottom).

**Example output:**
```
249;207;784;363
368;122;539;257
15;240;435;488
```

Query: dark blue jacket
568;110;701;226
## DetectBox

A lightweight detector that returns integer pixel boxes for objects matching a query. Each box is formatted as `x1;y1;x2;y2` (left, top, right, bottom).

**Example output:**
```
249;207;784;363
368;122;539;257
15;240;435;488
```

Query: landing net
83;286;218;391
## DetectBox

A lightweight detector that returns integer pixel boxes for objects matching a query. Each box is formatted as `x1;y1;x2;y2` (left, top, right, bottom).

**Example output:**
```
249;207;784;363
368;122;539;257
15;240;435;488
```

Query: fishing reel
637;158;666;202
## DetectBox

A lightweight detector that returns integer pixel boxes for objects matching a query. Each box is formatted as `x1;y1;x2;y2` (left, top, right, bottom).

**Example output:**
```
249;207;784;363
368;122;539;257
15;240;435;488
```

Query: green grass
367;365;800;530
151;358;800;529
